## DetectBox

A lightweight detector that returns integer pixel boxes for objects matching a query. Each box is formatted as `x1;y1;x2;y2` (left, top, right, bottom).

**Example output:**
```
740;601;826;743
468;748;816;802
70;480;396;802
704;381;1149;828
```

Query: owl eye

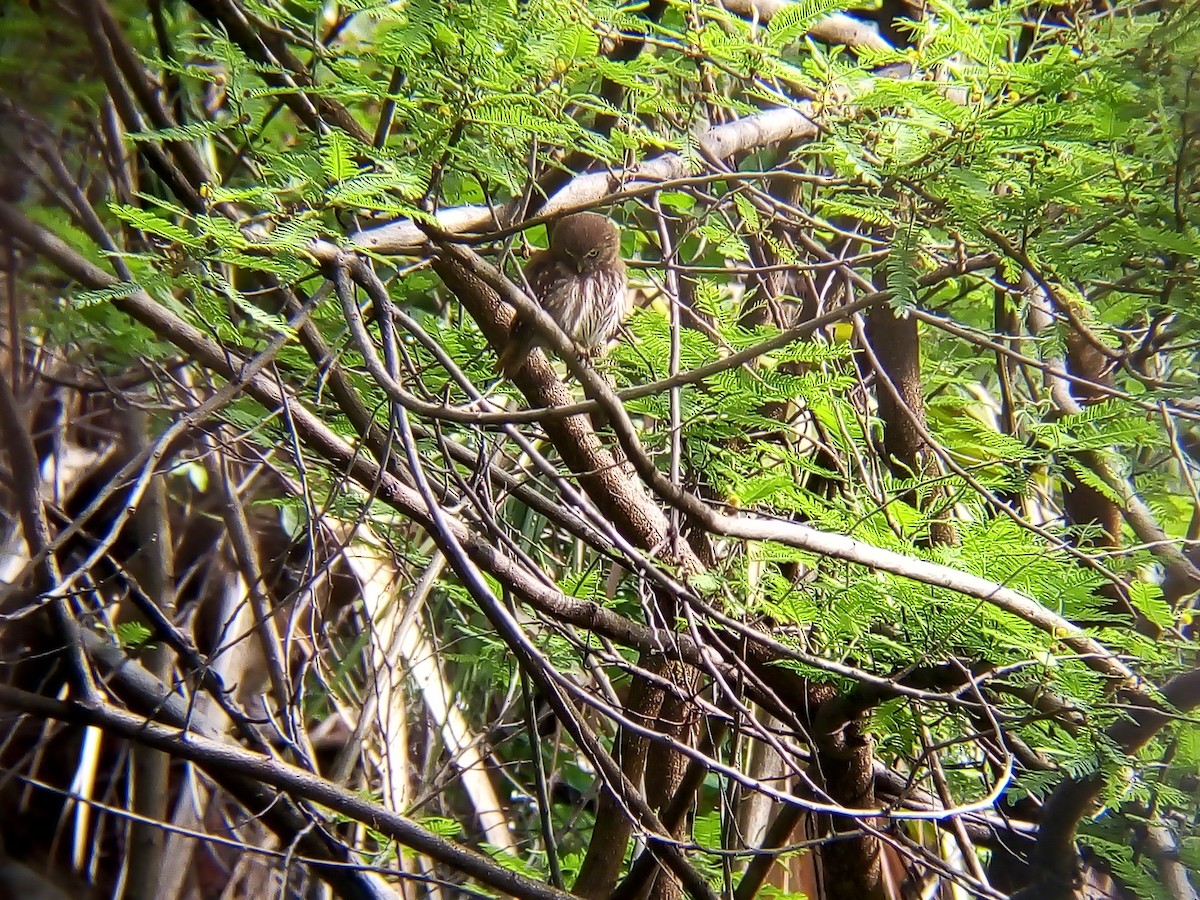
586;249;599;258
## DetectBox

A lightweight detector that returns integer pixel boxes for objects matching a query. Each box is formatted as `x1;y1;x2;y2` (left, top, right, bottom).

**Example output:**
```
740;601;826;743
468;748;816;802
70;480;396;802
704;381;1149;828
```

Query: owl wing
493;250;559;376
526;253;574;316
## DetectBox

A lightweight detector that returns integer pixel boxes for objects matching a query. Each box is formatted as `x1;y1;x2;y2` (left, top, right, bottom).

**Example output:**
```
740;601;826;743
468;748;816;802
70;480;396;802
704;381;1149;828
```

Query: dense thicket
0;1;1197;899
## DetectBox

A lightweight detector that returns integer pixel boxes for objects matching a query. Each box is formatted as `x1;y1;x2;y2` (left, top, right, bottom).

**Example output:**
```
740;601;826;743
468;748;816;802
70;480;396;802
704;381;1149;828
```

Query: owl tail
493;319;538;378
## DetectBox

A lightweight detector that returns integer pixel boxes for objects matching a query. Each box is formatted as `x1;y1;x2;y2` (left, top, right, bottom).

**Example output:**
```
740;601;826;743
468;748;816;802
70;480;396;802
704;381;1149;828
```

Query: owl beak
574;258;585;274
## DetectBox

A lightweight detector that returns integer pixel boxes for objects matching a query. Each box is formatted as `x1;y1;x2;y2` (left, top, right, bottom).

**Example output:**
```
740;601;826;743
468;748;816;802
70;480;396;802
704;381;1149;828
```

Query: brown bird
494;212;630;377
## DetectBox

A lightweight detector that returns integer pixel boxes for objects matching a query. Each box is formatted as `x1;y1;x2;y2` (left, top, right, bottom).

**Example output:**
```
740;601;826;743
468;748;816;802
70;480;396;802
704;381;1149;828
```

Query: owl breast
534;262;628;352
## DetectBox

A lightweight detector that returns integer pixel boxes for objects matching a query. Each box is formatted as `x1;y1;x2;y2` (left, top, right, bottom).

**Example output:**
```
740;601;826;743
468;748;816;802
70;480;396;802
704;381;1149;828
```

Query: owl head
548;212;621;274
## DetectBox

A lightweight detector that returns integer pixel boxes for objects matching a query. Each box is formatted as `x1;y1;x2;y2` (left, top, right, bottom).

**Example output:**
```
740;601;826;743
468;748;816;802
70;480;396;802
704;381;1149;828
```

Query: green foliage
111;621;154;651
1081;834;1173;900
419;817;465;839
13;0;1200;894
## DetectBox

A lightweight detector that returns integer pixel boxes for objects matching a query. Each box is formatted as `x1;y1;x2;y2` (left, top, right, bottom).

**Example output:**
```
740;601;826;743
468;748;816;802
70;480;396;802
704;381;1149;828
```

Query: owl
494;212;629;377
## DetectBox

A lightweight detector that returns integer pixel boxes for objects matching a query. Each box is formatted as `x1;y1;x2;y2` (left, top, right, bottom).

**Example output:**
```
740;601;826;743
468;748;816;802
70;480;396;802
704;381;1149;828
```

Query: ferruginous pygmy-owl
494;212;630;377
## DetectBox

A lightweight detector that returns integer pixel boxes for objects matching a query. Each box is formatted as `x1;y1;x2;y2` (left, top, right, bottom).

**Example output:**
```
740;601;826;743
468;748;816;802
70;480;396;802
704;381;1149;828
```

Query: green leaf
320;130;358;183
72;281;142;308
109;203;202;248
766;0;859;47
1127;582;1173;629
115;621;153;649
886;220;919;313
